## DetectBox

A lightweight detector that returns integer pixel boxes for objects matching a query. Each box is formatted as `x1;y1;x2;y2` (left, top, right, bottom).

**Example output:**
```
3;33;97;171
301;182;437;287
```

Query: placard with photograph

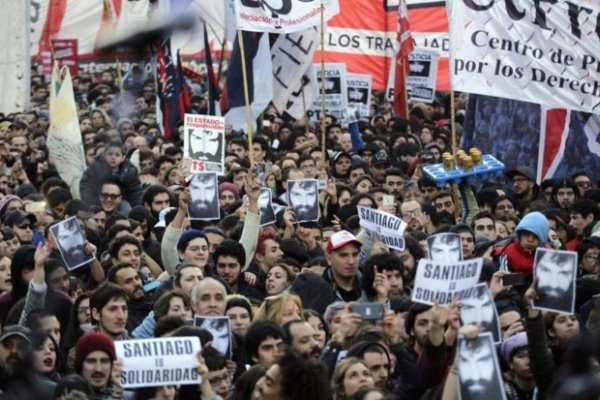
458;332;506;400
194;315;232;359
427;233;463;263
532;248;577;314
188;172;220;221
51;216;94;270
286;179;320;223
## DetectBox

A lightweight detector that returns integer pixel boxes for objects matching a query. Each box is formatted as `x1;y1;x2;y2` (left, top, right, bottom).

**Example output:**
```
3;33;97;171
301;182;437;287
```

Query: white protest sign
115;337;201;389
234;0;339;34
183;114;226;175
309;63;347;122
447;0;600;114
346;73;372;117
407;48;439;103
412;258;483;306
357;205;407;251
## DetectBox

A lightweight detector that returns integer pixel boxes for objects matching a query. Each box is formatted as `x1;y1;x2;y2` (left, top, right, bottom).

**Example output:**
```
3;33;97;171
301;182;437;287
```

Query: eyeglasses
100;193;121;200
512;177;530;184
402;209;422;218
209;373;231;386
17;222;34;229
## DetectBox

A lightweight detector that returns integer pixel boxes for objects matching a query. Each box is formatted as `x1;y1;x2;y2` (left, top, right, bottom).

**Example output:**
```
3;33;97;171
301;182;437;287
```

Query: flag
221;31;273;131
154;38;184;140
176;50;191;116
204;23;221;116
392;0;414;118
47;62;87;199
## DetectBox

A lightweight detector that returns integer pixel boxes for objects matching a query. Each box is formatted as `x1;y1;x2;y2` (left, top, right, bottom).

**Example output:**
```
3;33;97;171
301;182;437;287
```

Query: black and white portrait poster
51;216;94;270
183;114;225;175
533;248;577;314
194;316;232;359
458;332;506;400
286;179;320;223
258;188;277;227
188;172;220;221
460;283;501;344
427;233;463;263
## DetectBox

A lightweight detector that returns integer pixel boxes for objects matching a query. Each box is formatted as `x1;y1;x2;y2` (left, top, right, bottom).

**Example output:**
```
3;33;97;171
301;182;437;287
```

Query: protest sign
308;63;347;122
457;333;507;400
194;316;232;359
460;283;501;344
412;258;483;306
115;337;201;388
357;205;407;251
427;233;463;263
447;0;600;114
532;248;577;314
407;48;438;103
183;114;225;175
233;0;339;34
188;172;221;221
51;216;94;271
287;179;320;223
346;73;372;117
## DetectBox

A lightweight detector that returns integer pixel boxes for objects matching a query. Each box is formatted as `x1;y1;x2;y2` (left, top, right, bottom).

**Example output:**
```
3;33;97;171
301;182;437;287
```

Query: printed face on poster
188;172;220;221
532;248;577;314
115;337;201;388
460;283;501;344
194;316;232;359
184;114;225;175
287;179;320;223
51;216;94;270
427;233;463;263
457;333;506;400
258;188;277;226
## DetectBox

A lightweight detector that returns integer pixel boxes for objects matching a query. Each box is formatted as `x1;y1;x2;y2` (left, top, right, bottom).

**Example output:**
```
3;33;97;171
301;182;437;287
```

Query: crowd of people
0;62;600;400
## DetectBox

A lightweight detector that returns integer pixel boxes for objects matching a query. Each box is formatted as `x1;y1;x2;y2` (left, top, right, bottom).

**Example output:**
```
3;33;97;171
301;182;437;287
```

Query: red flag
393;0;414;118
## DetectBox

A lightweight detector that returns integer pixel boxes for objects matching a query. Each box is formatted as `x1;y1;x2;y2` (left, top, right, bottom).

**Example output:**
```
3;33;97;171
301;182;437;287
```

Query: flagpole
450;90;457;157
301;88;310;136
237;30;254;166
402;61;409;117
319;3;327;161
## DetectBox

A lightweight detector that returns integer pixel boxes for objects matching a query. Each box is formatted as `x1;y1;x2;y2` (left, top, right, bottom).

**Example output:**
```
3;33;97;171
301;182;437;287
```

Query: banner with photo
447;0;600;113
357;205;407;251
346;73;372;117
115;337;201;388
532;248;577;315
233;0;339;33
412;258;483;306
183;114;225;175
308;63;348;121
460;283;501;344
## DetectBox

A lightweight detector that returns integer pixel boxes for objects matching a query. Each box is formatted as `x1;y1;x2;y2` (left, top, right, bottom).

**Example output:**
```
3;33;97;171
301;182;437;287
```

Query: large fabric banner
448;0;600;114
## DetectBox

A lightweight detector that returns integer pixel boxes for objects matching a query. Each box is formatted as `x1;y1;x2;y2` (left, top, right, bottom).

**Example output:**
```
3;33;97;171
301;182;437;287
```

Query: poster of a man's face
287;179;319;223
187;128;223;163
458;333;506;400
533;248;577;314
258;188;276;226
51;216;93;270
188;172;220;220
427;233;462;263
194;316;231;359
460;284;501;343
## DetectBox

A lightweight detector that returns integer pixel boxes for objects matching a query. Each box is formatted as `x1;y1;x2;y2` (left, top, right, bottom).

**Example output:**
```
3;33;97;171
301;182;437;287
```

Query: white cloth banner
412;258;483;306
234;0;339;34
447;0;600;113
115;337;201;389
357;206;407;251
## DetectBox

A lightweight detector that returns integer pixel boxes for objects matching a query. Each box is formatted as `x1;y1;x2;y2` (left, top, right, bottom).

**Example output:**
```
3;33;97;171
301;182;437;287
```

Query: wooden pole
237;30;254;166
319;4;327;160
450;90;457;157
402;60;409;118
301;88;310;136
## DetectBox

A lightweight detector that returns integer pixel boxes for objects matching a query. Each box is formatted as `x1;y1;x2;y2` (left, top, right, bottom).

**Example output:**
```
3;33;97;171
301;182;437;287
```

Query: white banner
448;0;600;113
407;48;439;103
357;206;407;251
346;73;372;117
183;114;226;175
233;0;339;34
115;337;201;389
412;258;483;306
309;63;347;121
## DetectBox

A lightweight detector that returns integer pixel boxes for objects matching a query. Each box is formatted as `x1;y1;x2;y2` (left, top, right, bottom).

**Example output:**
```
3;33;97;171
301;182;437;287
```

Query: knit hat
501;331;528;363
0;195;21;218
74;332;116;373
177;229;208;252
218;182;240;199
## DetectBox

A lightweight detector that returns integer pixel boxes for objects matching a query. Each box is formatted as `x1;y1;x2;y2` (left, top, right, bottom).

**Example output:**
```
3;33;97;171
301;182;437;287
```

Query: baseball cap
0;325;31;344
326;230;362;253
505;166;536;182
4;209;37;227
371;150;391;167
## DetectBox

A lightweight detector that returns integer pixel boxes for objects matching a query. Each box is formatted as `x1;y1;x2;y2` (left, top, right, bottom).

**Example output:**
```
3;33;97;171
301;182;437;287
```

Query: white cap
326;230;362;253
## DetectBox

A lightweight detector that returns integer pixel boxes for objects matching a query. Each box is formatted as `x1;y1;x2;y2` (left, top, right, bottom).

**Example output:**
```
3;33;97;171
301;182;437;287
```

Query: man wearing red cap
321;230;363;302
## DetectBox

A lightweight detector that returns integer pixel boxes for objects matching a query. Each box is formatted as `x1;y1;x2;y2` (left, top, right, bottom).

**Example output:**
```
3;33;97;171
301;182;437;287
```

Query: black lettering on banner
31;0;41;23
156;358;164;367
239;0;315;17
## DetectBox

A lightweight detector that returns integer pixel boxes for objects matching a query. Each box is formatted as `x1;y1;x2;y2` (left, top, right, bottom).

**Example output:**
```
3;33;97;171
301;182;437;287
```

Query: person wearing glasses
3;209;36;244
97;180;124;216
400;199;423;232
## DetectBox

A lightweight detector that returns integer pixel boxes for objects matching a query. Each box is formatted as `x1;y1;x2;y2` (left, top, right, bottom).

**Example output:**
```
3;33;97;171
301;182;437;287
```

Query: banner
412;258;483;306
357;205;407;251
346;73;372;117
308;63;347;121
447;0;600;114
271;27;320;119
41;39;79;83
233;0;339;33
115;337;201;389
183;114;226;174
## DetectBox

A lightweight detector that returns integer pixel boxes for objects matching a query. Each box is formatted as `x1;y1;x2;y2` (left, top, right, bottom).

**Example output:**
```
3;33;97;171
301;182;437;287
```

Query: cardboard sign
460;283;501;344
287;179;320;223
51;216;94;271
183;114;225;175
346;73;372;117
188;172;221;221
194;316;232;359
357;205;407;251
115;337;201;388
532;248;577;314
406;48;439;103
308;63;347;121
412;258;483;306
